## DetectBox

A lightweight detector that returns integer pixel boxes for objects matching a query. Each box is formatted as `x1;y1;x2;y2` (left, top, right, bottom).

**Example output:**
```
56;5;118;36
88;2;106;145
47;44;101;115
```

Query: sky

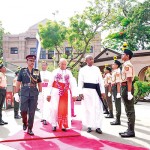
0;0;145;34
0;0;89;34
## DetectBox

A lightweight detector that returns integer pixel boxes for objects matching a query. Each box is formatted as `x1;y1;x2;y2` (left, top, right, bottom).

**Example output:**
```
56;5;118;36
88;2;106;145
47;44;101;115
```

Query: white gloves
128;92;133;100
38;92;43;100
14;93;20;102
108;92;111;97
116;93;121;98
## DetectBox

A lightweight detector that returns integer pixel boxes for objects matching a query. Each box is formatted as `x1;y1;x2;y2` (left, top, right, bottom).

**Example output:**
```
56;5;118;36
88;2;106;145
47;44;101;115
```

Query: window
90;46;94;53
40;49;46;59
10;47;18;54
48;50;54;59
65;47;72;57
30;48;37;55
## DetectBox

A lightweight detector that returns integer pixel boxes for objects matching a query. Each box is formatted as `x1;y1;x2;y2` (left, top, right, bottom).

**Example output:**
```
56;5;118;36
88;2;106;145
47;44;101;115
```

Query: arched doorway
138;66;150;81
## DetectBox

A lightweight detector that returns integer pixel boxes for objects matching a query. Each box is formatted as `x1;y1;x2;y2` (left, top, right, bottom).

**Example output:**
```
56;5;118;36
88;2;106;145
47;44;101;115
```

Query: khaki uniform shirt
121;60;134;82
111;68;121;84
0;72;7;88
104;73;111;87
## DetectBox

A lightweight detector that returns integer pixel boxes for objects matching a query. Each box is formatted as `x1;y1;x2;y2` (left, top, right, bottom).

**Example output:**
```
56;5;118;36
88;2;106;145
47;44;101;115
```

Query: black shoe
52;126;57;131
27;129;34;136
96;128;102;134
119;129;129;135
36;108;40;111
62;128;67;132
105;114;114;118
14;115;21;119
1;120;8;124
0;121;4;125
43;120;48;125
87;127;92;133
103;111;109;114
23;124;28;130
41;119;44;122
120;131;135;138
110;120;121;125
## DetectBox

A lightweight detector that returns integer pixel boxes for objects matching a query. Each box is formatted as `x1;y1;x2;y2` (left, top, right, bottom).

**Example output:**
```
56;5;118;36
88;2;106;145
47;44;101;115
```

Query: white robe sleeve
97;68;105;94
78;68;84;94
70;76;78;97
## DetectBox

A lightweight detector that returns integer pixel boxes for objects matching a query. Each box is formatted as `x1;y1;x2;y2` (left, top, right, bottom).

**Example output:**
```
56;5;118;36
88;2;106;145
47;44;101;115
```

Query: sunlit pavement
0;101;150;149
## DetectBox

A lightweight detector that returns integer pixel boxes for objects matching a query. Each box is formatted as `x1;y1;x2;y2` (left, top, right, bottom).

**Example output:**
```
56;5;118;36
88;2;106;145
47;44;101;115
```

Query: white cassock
49;68;78;128
78;65;105;129
38;70;52;120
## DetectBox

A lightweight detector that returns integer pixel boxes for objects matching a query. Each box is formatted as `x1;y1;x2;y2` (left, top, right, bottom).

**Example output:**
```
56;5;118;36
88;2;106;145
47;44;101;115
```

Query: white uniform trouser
39;87;50;120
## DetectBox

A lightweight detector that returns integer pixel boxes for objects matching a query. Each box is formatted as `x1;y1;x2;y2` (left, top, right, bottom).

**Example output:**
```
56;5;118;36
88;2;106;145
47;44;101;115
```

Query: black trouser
112;85;121;121
0;89;6;121
121;85;135;131
20;94;38;129
14;98;20;116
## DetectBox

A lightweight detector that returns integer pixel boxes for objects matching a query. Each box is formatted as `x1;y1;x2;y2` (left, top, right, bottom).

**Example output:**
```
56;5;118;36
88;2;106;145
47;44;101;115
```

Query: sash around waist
52;81;66;89
83;83;99;89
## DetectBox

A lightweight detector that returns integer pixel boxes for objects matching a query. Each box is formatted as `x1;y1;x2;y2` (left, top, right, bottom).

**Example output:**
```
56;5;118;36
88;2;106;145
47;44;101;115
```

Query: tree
68;0;115;68
38;20;67;62
103;0;150;51
0;21;4;59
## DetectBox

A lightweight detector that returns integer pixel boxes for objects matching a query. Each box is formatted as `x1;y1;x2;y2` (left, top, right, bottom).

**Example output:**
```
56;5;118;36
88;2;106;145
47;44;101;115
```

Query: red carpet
1;136;149;150
0;120;81;142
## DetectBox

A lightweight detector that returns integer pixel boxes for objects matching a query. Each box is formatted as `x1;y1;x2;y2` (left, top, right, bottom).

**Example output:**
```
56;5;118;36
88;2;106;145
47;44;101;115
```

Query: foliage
68;0;115;68
134;81;150;99
103;0;150;51
145;67;150;81
38;20;67;63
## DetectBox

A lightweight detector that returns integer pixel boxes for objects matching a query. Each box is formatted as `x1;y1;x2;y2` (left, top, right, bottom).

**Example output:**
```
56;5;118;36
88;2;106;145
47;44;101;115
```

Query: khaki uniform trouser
105;87;113;112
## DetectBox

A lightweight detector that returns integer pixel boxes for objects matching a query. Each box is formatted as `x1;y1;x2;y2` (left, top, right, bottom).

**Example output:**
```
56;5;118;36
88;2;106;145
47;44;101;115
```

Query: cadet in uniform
119;49;135;138
13;69;21;119
0;63;8;125
104;66;114;118
14;55;42;135
110;57;122;125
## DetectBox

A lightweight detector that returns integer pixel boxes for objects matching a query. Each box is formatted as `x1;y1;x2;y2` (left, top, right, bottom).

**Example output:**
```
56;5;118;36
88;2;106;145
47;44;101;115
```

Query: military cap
105;66;112;72
124;49;133;59
0;63;4;69
26;55;36;60
114;60;121;67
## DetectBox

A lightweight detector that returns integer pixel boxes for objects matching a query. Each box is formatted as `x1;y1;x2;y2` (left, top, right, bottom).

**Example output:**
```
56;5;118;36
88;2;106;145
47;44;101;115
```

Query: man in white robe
78;55;105;134
47;58;78;131
38;61;52;125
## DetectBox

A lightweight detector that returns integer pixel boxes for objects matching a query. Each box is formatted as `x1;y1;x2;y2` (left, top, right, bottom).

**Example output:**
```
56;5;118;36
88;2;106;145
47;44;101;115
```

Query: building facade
3;19;102;70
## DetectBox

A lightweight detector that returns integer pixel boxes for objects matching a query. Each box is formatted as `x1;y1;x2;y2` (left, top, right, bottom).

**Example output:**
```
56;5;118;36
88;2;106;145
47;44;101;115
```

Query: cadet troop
119;49;135;138
110;58;122;125
104;66;114;118
14;55;42;135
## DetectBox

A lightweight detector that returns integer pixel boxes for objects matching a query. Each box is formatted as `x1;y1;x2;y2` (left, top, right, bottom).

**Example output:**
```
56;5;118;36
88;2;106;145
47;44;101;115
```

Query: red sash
52;81;68;129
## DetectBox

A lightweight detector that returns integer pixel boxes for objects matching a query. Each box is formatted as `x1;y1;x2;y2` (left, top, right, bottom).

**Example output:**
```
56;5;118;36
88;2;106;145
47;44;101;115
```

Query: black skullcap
124;49;133;59
114;60;121;67
105;66;112;72
26;55;36;60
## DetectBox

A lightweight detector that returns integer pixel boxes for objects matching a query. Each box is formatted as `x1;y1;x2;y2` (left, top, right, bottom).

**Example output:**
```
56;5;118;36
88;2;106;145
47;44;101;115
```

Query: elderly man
14;55;42;135
47;58;78;131
0;63;8;125
38;61;52;125
78;55;105;134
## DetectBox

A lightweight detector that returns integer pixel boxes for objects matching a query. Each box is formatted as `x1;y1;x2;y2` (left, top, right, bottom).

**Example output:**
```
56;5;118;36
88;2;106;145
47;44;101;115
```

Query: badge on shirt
33;70;39;76
116;73;120;77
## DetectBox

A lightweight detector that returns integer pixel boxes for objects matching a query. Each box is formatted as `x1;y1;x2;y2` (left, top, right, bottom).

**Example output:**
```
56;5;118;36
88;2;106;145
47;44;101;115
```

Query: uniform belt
22;83;36;87
121;82;127;86
0;86;6;89
111;83;116;86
